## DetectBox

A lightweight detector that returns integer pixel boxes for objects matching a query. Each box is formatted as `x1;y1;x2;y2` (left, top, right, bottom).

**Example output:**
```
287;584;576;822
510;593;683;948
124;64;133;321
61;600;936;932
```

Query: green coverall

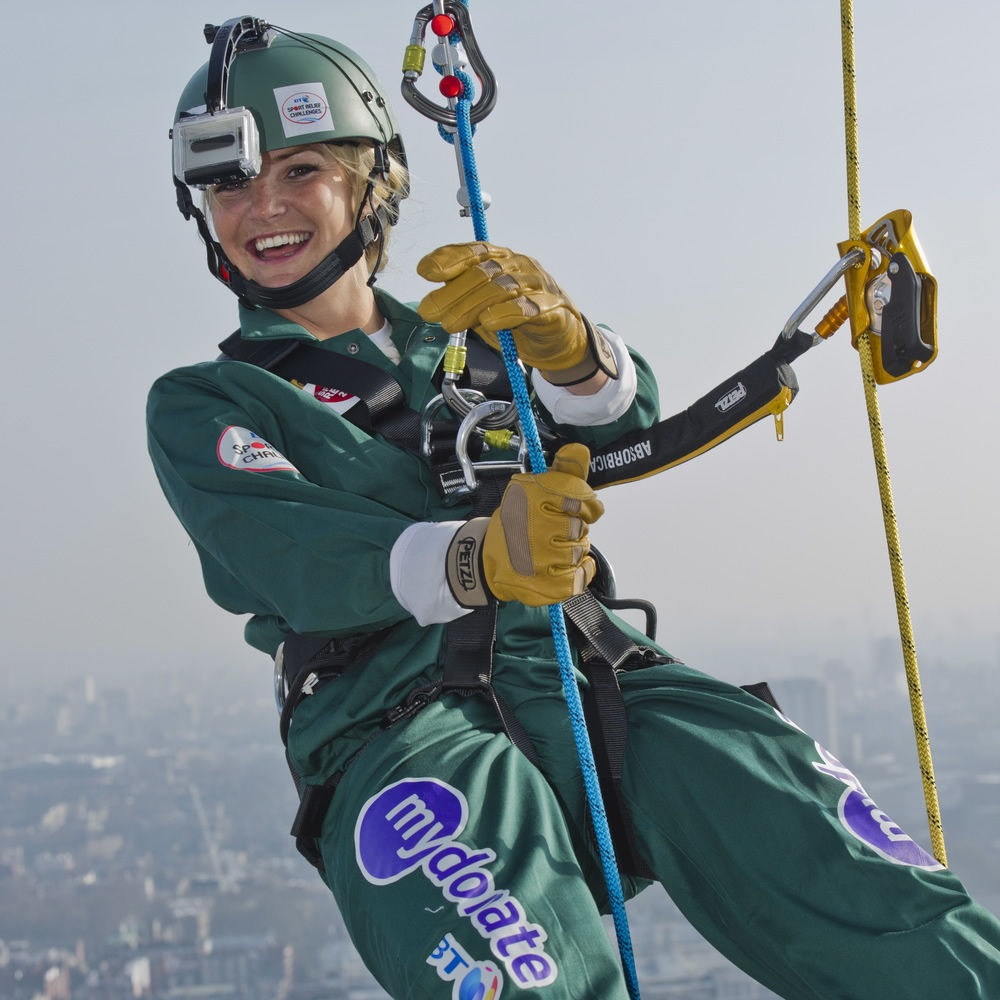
147;289;1000;999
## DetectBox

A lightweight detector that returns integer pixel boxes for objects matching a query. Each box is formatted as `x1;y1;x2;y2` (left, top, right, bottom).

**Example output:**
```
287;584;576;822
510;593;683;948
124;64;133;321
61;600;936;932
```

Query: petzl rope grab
839;0;947;867
402;3;643;996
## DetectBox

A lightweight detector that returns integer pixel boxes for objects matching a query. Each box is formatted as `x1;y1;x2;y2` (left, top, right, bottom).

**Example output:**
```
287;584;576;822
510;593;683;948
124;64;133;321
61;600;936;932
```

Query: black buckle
384;680;443;725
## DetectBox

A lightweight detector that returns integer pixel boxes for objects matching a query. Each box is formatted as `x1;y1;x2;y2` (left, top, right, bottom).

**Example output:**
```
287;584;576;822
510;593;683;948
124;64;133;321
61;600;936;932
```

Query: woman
150;19;1000;1000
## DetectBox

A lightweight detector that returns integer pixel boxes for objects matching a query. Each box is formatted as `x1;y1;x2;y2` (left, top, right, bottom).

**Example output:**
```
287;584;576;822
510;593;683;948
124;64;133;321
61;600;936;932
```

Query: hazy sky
3;0;997;690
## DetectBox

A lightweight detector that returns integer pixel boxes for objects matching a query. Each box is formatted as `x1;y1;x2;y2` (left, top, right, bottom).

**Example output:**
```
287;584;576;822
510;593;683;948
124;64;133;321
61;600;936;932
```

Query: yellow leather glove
417;242;618;386
446;444;604;607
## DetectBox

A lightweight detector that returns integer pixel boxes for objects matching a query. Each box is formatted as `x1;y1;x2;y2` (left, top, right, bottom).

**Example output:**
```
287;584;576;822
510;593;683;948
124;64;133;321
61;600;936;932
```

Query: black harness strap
461;337;516;400
219;331;424;449
563;590;669;880
220;325;818;497
740;681;783;711
288;770;341;872
581;656;656;881
290;712;393;873
563;591;649;671
278;626;403;748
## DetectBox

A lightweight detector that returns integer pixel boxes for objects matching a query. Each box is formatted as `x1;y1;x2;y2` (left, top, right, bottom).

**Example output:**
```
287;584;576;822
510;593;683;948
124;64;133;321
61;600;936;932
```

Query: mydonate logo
774;708;944;871
811;742;943;870
356;778;557;989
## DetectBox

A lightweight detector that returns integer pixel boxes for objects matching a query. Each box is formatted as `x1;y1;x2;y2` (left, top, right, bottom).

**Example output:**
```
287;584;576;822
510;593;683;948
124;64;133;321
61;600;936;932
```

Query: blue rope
447;29;642;1000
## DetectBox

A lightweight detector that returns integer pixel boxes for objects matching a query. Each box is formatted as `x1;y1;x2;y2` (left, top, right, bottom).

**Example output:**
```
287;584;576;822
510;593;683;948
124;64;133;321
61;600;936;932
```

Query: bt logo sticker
427;934;503;1000
355;778;557;989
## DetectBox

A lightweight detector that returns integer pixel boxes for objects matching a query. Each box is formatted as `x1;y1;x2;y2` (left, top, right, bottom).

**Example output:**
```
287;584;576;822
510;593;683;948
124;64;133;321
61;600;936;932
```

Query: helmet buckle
370;143;391;184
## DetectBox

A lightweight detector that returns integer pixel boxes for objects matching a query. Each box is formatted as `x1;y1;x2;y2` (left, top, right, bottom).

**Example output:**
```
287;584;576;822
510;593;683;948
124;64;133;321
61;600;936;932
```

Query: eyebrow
271;147;320;162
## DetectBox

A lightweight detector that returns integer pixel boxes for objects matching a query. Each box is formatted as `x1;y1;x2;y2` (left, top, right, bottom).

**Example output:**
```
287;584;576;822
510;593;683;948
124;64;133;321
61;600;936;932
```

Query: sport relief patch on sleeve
356;777;557;990
216;426;299;473
273;82;333;139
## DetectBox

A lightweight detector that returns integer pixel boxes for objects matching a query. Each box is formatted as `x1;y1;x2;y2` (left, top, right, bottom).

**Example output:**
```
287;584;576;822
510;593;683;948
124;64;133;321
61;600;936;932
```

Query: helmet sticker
273;82;333;138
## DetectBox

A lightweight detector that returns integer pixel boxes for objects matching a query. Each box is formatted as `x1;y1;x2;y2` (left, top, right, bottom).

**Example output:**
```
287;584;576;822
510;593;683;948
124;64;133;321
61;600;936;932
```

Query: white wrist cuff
531;327;637;426
390;521;473;626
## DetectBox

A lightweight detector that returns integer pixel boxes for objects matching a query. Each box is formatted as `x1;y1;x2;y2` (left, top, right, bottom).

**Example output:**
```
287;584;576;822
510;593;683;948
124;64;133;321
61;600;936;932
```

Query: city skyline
6;635;1000;1000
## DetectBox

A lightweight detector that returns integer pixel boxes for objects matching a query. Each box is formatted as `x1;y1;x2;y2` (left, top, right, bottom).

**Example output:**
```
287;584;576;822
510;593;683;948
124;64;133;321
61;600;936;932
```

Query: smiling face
209;145;357;288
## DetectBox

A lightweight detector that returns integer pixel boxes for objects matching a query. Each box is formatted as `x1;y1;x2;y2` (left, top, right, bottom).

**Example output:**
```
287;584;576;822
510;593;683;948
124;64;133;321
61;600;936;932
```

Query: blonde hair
314;141;409;273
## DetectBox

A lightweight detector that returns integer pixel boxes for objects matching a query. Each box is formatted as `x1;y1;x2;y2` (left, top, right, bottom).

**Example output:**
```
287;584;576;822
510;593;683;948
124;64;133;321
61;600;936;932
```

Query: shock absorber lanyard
401;4;642;996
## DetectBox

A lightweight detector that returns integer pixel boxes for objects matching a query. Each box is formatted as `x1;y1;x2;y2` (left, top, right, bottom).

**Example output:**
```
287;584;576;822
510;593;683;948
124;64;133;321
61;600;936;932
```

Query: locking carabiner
401;1;498;128
781;248;867;342
452;400;528;501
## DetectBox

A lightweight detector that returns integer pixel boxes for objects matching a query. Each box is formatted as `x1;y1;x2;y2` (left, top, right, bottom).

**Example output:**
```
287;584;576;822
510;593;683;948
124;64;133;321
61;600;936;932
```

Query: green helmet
172;18;406;309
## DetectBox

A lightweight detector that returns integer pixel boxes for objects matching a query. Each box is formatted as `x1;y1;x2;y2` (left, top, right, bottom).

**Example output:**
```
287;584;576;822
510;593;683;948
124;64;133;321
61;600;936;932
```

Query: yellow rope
839;0;947;866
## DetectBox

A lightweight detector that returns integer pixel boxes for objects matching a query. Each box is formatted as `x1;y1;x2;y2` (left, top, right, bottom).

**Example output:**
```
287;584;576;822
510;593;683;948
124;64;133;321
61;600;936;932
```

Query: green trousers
312;656;1000;999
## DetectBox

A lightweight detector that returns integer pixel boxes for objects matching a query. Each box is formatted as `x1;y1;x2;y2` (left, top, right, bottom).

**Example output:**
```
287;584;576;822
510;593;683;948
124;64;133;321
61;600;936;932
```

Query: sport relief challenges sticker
216;426;299;473
273;81;333;138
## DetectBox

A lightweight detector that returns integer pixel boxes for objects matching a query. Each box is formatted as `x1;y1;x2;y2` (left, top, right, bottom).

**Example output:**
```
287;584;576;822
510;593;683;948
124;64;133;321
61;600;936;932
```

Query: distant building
43;964;71;1000
773;677;837;753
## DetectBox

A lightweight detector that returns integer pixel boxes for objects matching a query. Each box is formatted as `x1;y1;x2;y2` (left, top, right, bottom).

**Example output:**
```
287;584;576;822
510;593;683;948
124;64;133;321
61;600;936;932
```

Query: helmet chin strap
173;176;394;311
228;202;392;309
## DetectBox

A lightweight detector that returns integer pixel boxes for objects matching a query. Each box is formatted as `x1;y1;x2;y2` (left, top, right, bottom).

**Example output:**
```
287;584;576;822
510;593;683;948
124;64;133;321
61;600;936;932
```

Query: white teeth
254;233;309;252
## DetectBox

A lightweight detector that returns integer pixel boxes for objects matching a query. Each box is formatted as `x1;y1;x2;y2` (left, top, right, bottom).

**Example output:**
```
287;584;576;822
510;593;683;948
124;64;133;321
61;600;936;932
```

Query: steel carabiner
781;248;867;342
401;1;498;128
452;400;528;500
